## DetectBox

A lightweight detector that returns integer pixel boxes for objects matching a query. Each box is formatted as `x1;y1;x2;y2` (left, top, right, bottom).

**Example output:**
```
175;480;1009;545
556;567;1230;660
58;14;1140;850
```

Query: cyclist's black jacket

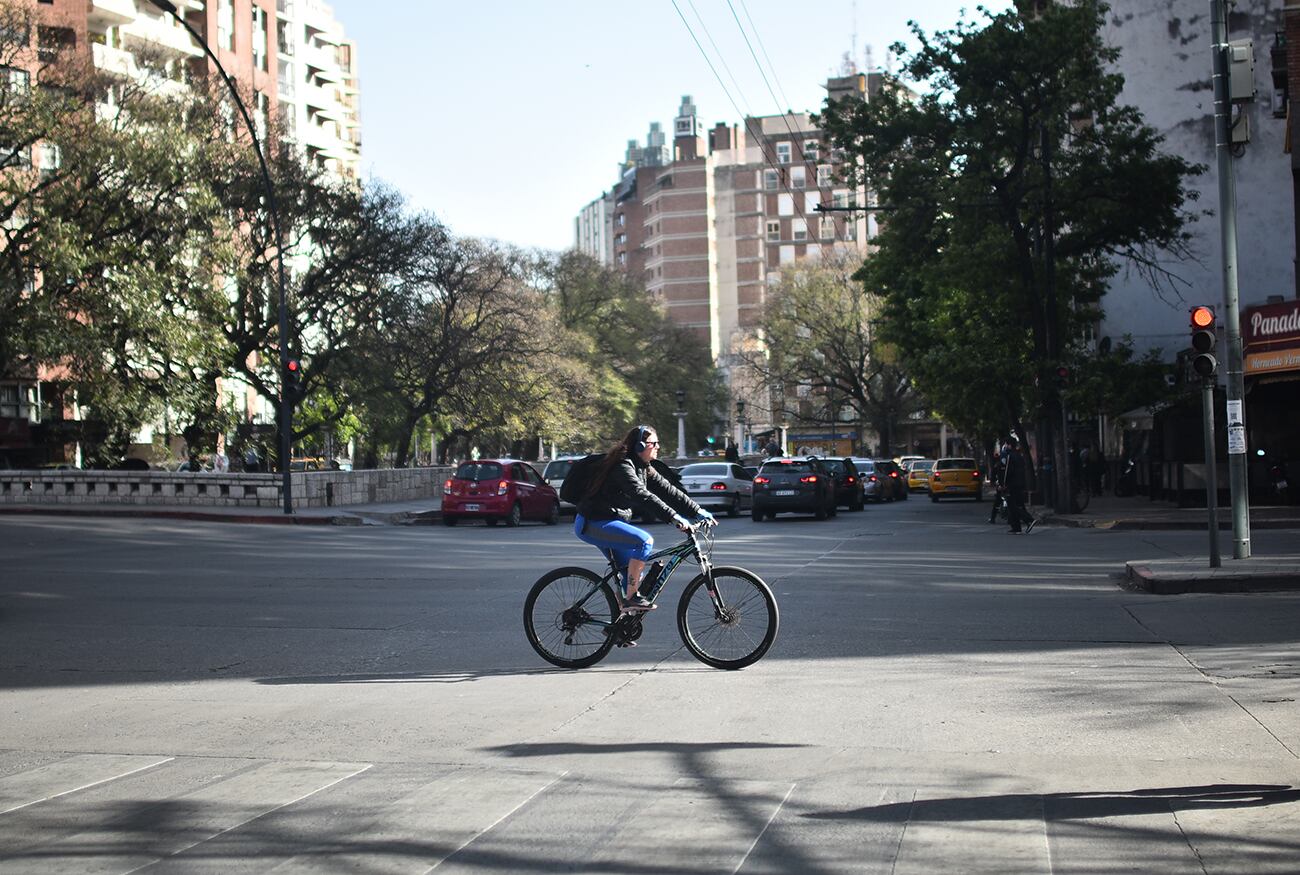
577;456;702;524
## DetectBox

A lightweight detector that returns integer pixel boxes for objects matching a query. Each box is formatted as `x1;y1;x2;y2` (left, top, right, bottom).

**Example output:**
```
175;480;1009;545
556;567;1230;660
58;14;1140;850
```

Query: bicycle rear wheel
677;566;778;670
524;567;618;669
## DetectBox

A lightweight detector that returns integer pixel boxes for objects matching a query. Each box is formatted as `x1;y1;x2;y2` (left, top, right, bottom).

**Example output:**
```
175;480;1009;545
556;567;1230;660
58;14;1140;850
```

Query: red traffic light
286;359;300;372
1055;365;1069;378
1190;306;1215;329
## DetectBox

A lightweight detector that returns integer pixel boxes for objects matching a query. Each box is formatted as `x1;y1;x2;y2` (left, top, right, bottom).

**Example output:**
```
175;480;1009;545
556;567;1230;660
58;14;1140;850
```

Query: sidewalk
1035;493;1300;531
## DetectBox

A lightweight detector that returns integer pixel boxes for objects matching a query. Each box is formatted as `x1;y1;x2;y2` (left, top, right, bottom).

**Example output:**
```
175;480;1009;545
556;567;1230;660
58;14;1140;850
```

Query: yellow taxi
905;459;935;492
928;457;984;501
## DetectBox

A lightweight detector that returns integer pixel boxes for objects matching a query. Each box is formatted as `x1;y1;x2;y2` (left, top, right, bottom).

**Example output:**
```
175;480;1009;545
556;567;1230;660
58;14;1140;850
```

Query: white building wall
1101;0;1293;358
574;193;613;265
275;0;361;180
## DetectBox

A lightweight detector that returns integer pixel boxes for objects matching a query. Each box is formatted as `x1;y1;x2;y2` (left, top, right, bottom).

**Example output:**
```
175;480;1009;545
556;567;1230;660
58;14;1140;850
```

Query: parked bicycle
523;521;778;670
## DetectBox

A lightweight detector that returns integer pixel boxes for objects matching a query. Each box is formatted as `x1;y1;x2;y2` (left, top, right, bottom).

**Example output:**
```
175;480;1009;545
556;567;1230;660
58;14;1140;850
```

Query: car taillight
497;479;509;495
972;470;981;478
711;482;727;491
753;476;769;485
444;479;452;491
869;475;878;482
933;473;942;481
846;476;856;484
800;475;818;483
889;471;899;478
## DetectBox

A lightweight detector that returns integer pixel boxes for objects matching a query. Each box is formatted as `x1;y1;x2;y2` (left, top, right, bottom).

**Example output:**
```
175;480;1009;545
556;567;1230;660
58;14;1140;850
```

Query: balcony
92;41;134;77
88;0;135;30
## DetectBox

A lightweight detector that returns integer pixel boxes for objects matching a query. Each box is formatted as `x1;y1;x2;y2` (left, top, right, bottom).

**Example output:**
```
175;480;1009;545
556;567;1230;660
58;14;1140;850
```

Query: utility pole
1209;0;1252;558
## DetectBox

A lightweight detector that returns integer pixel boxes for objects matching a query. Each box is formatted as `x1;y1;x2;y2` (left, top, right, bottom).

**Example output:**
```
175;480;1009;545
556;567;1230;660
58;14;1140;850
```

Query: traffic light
284;358;304;404
1054;365;1070;389
1189;305;1217;379
705;435;716;445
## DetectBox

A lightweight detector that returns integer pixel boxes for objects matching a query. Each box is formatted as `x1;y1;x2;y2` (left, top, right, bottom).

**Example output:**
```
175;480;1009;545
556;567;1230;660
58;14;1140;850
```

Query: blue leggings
574;515;654;588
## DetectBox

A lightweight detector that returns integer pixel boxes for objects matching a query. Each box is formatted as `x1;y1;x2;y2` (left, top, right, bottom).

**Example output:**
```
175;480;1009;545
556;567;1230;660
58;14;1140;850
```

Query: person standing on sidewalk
989;440;1008;524
1003;436;1036;534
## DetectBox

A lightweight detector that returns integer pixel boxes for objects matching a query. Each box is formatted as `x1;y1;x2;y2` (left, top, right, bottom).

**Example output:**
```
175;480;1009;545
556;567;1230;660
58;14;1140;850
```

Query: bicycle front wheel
677;566;778;670
524;567;618;669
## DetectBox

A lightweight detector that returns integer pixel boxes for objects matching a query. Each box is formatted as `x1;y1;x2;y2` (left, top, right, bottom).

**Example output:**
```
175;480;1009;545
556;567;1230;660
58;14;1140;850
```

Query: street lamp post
146;0;294;515
736;400;747;456
674;388;687;460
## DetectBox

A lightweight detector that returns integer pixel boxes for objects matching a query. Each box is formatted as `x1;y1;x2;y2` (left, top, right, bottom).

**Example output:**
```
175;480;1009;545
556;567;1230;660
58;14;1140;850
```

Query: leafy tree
0;7;231;464
535;251;724;454
740;253;924;456
817;0;1200;508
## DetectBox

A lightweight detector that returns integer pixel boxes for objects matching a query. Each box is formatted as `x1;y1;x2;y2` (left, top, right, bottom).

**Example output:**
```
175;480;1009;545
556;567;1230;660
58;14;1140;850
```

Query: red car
442;459;561;527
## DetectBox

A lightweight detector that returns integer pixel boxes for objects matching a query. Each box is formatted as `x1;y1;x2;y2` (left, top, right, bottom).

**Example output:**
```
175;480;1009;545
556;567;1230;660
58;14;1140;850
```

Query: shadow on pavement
803;783;1300;822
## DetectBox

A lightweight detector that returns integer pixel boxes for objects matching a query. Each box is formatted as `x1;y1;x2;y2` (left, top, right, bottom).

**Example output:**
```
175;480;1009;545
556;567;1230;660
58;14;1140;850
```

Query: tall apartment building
272;0;360;179
576;75;873;364
3;0;360;466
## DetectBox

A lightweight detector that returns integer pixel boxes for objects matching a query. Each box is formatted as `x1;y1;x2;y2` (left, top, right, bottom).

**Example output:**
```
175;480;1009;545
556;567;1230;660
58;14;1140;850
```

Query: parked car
849;458;885;502
677;462;753;517
928;457;984;501
750;457;837;521
442;459;561;526
905;459;935;492
290;457;324;472
873;459;909;501
820;457;865;511
542;455;587;508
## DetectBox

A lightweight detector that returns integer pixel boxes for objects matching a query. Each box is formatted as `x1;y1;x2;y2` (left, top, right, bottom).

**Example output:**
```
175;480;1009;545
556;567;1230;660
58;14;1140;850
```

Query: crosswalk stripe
0;754;174;815
2;760;368;874
583;778;796;874
268;767;566;874
891;793;1051;874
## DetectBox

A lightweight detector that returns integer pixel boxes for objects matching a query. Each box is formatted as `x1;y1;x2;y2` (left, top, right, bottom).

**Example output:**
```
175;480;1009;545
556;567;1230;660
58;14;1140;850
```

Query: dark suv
820;457;865;511
750;457;837;521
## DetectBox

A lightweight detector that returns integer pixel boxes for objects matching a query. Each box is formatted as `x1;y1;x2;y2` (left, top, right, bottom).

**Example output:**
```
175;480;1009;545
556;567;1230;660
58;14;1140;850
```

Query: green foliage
816;0;1197;444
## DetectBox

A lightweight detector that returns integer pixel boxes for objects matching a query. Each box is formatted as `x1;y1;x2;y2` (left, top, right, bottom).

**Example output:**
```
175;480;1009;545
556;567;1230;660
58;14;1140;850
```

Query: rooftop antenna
865;43;875;73
852;0;858;69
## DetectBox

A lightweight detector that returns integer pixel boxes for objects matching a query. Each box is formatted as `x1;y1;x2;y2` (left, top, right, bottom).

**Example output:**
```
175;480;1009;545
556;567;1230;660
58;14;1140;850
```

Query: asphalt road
2;498;1299;873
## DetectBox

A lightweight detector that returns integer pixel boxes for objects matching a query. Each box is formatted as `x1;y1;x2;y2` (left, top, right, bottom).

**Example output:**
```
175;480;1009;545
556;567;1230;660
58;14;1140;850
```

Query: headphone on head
632;425;654;454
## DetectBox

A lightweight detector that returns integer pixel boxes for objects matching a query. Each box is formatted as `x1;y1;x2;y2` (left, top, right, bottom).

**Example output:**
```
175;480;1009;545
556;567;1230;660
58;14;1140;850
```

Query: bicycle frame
570;525;720;629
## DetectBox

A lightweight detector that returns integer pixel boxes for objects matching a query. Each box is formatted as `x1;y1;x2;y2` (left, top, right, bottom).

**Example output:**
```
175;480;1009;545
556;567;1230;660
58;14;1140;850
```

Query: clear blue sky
328;1;1009;252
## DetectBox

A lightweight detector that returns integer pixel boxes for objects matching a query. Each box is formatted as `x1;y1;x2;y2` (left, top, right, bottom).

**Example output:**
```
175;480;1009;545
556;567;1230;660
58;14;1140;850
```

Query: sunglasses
644;440;660;448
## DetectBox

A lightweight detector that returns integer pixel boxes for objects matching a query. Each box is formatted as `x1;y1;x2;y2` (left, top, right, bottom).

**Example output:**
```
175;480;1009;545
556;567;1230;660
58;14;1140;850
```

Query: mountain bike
523;521;779;670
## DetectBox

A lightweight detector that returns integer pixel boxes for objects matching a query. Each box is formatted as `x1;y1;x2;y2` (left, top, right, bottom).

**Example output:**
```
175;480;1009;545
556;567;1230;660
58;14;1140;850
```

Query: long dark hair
586;425;655;498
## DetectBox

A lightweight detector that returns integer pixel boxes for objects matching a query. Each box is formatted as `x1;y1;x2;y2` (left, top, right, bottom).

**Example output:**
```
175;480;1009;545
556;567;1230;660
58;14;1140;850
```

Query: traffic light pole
1199;377;1221;568
1210;0;1251;558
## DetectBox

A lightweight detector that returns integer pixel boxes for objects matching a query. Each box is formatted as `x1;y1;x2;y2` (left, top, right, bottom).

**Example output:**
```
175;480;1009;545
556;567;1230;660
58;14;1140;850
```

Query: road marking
0;754;174;815
265;767;566;874
3;760;368;874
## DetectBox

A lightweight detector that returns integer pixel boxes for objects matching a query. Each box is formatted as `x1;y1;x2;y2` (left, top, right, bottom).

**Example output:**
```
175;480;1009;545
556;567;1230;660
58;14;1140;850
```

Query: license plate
465;503;480;511
774;489;797;496
946;486;963;492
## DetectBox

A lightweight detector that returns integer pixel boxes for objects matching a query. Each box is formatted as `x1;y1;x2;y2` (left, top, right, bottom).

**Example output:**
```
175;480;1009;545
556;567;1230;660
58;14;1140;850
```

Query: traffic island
1126;555;1300;594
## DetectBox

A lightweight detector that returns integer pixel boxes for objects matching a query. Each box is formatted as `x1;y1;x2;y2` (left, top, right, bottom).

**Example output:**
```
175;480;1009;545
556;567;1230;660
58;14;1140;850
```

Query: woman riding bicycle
575;425;714;613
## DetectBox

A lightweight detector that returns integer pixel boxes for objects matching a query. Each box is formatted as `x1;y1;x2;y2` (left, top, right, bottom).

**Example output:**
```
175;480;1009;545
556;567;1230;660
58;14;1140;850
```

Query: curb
1126;561;1300;595
1041;516;1300;531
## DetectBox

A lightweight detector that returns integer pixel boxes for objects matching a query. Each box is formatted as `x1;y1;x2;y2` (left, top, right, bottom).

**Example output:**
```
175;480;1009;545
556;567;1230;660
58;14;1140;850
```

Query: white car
677;462;753;517
542;455;586;507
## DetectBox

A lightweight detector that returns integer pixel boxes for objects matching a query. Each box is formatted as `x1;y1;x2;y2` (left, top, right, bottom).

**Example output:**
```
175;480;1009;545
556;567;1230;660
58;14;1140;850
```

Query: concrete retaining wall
0;467;454;509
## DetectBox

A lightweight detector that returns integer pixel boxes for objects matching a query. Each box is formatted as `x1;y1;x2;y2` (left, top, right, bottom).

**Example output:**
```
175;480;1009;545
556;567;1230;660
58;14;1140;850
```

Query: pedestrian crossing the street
1;751;1297;873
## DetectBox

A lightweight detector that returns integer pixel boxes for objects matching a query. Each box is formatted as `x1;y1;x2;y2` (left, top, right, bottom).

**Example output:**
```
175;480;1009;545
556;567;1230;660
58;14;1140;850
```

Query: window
615;233;626;245
819;217;835;240
617;252;627;266
805;192;818;214
775;142;791;164
37;26;75;61
36;142;60;173
616;213;625;227
0;66;29;94
763;169;778;191
792;218;807;241
833;190;850;208
790;166;806;190
816;164;832;188
217;0;234;51
0;385;18;418
252;6;268;71
777;193;793;216
766;220;780;242
803;140;819;161
845;219;857;241
779;245;795;264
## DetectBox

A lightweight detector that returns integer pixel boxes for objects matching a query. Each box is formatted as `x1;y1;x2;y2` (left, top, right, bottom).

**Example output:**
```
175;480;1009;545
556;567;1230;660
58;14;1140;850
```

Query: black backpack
559;453;606;505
